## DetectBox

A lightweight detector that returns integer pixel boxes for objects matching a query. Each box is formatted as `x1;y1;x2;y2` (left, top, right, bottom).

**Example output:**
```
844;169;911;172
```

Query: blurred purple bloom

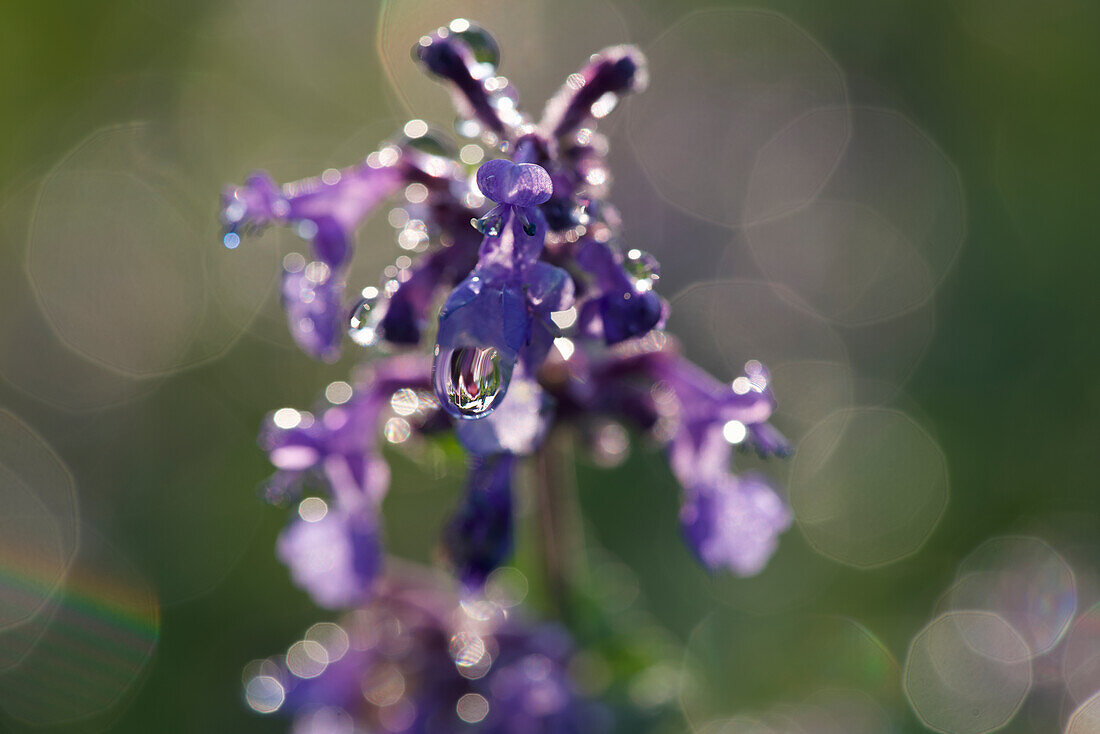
456;365;551;456
444;454;516;589
281;262;345;362
247;573;608;733
544;337;793;575
680;473;792;576
260;356;434;598
575;239;665;345
277;504;382;609
540;45;648;138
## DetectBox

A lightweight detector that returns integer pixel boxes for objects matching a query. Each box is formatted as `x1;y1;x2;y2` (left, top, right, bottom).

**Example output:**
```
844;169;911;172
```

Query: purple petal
680;474;791;576
276;505;382;608
281;264;344;362
220;171;285;229
443;454;516;588
476;160;553;206
542;45;649;138
282;163;403;241
432;278;528;420
436;275;529;359
308;215;350;268
504;163;553;206
525;262;575;315
456;367;551;456
598;289;664;344
414;25;510;135
575;239;664;343
475;158;514;202
747;421;793;458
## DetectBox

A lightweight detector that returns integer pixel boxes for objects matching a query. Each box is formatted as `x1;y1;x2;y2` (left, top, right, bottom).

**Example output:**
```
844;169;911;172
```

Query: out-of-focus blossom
246;572;609;733
259;357;434;602
680;473;792;576
444;454;517;589
277;505;382;609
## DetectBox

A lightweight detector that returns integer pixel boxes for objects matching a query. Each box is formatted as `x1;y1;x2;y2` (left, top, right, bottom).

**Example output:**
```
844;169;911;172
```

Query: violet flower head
244;573;607;733
224;20;797;730
444;454;517;589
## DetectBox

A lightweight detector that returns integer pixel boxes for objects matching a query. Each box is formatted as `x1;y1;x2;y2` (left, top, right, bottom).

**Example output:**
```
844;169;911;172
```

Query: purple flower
277;504;382;609
540;45;648;139
575;239;666;345
414;23;515;137
225;17;796;641
680;473;792;576
431;158;571;424
260;356;435;599
443;454;516;589
543;337;793;574
281;262;345;362
221;162;403;268
245;573;608;733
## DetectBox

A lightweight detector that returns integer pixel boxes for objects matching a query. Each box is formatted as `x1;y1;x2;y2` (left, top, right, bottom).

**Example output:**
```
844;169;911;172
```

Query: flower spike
223;25;796;730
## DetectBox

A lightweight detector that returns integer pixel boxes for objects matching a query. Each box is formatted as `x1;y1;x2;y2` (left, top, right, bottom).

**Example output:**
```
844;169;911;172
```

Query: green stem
533;430;583;623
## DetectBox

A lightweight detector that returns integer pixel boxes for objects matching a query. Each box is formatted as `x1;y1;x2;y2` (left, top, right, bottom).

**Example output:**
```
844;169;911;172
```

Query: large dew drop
434;345;508;419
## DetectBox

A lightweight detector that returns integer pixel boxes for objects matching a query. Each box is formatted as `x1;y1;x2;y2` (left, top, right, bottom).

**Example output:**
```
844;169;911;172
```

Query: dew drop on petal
450;21;500;68
434;346;508;419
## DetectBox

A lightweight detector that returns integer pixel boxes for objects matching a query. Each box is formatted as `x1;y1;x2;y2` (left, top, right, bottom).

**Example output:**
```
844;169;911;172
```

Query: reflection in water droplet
435;346;507;419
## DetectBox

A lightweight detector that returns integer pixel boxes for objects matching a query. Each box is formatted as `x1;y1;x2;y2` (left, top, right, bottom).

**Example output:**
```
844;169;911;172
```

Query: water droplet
451;23;500;69
472;211;503;236
623;248;660;289
348;294;386;347
435;346;508;418
398;129;454;159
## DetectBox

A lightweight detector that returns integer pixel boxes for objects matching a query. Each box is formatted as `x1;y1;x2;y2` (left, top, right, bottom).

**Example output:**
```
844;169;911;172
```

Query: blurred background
1;0;1098;732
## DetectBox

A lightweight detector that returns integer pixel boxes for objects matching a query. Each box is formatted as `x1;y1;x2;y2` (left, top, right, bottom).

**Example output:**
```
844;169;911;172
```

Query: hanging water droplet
398;129;454;159
435;346;508;418
472;211;503;237
450;22;500;69
623;248;660;291
348;291;386;347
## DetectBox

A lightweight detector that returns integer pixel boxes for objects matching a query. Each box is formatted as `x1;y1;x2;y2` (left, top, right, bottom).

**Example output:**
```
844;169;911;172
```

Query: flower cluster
244;570;607;733
222;19;792;730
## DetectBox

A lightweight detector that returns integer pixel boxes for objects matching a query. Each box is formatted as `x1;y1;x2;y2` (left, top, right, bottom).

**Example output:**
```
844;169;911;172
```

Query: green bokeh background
1;1;1097;732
